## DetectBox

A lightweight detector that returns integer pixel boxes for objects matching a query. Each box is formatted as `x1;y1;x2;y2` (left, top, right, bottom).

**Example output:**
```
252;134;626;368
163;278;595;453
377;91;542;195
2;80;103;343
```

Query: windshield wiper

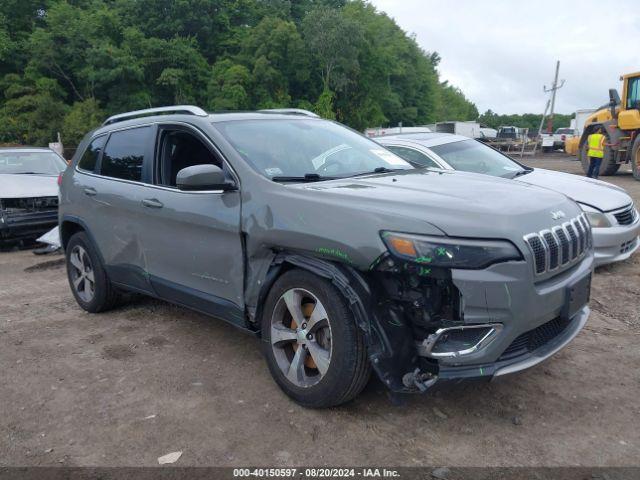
271;173;338;183
347;167;407;178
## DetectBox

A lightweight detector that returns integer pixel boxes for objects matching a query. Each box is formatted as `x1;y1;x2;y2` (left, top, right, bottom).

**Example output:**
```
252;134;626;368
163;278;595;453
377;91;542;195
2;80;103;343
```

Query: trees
478;110;574;131
0;0;480;147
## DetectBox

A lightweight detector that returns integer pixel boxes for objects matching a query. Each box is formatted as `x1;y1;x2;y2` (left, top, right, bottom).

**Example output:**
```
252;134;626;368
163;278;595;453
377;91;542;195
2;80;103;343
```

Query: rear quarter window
77;136;106;172
100;127;151;182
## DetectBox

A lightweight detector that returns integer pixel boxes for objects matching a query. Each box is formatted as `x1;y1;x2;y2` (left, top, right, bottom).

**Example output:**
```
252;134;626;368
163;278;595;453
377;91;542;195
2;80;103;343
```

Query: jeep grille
524;214;592;276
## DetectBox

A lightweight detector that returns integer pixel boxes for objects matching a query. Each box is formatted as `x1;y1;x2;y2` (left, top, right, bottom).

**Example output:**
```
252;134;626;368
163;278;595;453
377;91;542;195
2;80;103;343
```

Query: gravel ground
1;153;639;467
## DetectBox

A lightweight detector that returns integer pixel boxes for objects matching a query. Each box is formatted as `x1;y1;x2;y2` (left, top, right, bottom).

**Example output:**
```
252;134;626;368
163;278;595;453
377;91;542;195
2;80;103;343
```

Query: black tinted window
100;127;151;181
78;136;106;172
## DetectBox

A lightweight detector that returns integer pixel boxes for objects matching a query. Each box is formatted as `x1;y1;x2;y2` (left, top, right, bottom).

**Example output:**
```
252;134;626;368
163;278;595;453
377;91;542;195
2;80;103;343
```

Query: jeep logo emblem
551;210;566;220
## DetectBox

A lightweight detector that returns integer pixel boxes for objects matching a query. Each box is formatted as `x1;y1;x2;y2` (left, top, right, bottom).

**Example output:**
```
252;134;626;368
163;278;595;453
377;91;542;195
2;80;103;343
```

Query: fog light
416;324;503;358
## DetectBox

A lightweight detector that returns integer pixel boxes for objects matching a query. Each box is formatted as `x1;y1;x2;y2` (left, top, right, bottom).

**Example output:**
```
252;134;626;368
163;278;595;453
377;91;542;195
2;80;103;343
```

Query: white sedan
376;133;639;267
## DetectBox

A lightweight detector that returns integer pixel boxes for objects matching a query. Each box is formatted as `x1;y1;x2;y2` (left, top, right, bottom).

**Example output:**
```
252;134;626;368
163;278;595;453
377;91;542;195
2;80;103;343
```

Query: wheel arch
59;216;105;265
60;218;85;250
252;252;373;337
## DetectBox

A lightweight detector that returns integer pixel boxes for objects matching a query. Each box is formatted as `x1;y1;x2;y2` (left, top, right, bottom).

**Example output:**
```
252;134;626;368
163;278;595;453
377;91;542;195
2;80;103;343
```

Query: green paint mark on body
316;247;352;264
415;256;432;264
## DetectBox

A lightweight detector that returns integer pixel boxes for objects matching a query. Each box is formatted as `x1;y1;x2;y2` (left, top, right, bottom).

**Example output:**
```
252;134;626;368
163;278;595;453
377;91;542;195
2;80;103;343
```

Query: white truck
540;127;576;153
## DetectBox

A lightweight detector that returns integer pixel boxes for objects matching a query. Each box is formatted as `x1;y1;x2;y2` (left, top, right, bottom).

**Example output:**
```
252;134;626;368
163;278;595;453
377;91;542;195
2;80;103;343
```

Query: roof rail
102;105;208;126
258;108;319;118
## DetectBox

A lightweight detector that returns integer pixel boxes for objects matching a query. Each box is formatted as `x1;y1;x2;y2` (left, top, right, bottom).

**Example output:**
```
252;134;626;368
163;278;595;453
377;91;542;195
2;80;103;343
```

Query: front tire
65;231;120;313
261;269;371;408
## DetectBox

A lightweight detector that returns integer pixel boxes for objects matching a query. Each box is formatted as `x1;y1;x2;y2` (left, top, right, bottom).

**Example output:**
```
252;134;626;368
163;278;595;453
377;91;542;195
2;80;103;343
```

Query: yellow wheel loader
578;72;640;180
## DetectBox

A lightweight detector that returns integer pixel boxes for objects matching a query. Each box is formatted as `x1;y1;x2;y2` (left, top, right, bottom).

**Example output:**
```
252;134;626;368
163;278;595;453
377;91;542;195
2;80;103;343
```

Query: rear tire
65;231;121;313
632;135;640;181
580;133;620;176
261;269;371;408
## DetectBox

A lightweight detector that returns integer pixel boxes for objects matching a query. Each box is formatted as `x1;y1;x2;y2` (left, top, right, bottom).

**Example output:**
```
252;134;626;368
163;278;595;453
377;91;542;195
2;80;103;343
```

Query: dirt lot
1;153;639;467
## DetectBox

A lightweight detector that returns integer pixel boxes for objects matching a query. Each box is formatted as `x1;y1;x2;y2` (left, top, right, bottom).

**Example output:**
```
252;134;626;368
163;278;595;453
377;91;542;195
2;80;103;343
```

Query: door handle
142;198;164;209
83;187;97;196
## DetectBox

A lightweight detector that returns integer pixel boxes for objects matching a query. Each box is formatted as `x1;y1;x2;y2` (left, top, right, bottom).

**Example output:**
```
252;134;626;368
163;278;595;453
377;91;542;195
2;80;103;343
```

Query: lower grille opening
498;316;572;361
620;238;637;254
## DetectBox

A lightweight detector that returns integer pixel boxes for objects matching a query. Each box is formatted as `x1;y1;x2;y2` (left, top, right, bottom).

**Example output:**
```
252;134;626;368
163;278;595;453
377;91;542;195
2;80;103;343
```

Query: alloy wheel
270;288;332;388
69;245;95;303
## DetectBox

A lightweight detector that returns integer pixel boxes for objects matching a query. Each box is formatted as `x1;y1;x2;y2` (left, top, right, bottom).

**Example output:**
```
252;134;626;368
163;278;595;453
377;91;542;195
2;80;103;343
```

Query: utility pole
537;98;551;137
543;60;565;133
532;98;551;156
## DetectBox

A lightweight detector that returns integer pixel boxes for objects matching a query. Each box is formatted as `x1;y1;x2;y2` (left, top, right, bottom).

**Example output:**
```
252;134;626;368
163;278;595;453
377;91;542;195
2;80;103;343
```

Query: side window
77;136;106;172
100;127;151;182
157;129;222;187
627;77;640;110
386;145;439;168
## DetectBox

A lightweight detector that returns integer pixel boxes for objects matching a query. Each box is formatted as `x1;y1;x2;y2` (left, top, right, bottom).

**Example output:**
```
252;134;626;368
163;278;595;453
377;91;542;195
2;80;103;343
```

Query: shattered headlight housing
579;203;611;228
381;232;522;269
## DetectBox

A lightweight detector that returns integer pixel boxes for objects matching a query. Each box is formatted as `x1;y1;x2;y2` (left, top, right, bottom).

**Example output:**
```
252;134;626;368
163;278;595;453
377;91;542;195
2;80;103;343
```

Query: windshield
555;128;575;135
429;140;525;178
0;151;67;175
215;119;412;180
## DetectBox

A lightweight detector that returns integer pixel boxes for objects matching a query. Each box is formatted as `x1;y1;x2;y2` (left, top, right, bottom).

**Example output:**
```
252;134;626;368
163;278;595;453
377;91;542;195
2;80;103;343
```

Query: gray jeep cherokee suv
59;106;594;408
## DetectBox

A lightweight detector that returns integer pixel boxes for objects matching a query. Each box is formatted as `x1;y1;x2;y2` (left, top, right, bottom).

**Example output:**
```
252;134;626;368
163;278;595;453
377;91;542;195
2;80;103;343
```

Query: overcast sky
369;0;640;115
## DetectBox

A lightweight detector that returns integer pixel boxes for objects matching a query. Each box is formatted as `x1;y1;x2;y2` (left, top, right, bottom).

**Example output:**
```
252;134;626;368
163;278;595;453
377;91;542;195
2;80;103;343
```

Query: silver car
376;133;639;267
0;147;67;244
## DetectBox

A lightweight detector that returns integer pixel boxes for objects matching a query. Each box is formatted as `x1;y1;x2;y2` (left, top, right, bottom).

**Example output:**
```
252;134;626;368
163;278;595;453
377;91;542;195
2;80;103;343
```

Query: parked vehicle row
57;106;598;407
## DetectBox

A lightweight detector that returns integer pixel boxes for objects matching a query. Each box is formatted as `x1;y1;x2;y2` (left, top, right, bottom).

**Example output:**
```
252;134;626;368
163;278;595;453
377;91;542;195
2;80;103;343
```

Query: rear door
136;123;245;325
85;125;157;293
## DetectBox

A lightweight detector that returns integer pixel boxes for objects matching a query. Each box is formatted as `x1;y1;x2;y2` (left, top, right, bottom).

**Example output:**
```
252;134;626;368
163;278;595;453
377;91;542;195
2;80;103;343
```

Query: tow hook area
402;369;438;392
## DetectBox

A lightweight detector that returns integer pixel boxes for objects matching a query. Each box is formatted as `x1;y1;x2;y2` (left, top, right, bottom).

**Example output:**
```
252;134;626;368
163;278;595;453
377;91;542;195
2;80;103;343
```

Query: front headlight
381;232;522;269
579;203;611;228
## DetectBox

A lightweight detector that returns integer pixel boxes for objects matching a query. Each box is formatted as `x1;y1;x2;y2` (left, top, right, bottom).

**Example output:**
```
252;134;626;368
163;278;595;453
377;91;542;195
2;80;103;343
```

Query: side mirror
176;164;235;191
609;88;621;106
608;89;620;119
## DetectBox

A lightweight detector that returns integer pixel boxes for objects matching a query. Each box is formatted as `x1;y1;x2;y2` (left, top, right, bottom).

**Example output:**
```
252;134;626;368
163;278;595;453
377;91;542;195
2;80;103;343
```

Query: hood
0;174;59;199
517;169;631;212
293;169;582;240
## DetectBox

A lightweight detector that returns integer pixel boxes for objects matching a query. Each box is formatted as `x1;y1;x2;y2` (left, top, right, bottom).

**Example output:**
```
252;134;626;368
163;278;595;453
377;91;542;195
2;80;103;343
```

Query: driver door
137;124;245;325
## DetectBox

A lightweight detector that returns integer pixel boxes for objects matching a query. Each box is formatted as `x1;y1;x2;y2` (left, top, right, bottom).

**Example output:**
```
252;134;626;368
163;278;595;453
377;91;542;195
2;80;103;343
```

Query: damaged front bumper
0;204;58;242
366;250;593;393
437;305;589;382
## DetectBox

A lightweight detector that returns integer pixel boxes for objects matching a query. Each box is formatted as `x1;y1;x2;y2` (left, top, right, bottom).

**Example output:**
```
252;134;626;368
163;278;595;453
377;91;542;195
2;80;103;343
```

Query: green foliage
207;59;251;110
302;6;362;92
478;109;574;132
314;89;336;120
0;0;480;147
62;98;105;146
435;82;479;121
0;74;68;145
